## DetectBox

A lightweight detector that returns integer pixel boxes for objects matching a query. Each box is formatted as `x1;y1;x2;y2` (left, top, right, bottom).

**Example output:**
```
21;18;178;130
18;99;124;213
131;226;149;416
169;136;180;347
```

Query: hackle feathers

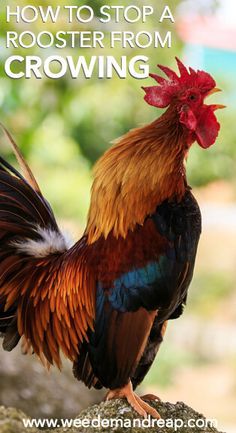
86;107;187;244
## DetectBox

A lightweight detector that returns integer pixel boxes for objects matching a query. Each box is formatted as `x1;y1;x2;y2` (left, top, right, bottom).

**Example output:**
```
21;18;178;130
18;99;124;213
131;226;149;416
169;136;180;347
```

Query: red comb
142;57;216;108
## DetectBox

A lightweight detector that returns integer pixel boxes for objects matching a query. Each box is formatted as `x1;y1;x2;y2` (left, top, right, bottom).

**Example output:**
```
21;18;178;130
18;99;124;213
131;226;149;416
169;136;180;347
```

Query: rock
0;346;103;419
0;406;38;433
0;400;226;433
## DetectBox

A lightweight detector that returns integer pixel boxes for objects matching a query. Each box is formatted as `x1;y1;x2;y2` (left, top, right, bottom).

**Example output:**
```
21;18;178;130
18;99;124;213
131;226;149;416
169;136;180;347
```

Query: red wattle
195;106;220;148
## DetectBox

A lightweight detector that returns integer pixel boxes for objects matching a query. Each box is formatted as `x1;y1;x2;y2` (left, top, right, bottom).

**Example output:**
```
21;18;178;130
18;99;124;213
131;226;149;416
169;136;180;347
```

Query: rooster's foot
105;381;160;419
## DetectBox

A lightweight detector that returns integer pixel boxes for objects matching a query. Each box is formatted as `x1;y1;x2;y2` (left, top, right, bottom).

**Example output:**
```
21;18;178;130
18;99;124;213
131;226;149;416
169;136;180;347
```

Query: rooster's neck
86;108;189;243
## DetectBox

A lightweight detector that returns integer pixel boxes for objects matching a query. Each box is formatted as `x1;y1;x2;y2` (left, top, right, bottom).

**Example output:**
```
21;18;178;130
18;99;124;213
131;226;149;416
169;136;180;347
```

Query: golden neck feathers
86;107;188;244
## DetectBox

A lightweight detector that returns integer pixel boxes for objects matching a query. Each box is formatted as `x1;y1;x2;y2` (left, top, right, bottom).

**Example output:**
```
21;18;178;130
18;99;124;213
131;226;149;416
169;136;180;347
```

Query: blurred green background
0;0;234;224
0;0;236;432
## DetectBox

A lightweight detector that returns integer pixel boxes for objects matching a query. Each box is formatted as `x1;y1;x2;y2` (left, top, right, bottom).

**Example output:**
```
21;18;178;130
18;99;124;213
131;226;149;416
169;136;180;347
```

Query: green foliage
143;344;199;388
187;271;235;317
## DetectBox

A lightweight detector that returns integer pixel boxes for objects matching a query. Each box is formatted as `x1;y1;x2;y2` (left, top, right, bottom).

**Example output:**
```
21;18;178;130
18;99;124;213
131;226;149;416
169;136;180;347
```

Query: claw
134;394;161;419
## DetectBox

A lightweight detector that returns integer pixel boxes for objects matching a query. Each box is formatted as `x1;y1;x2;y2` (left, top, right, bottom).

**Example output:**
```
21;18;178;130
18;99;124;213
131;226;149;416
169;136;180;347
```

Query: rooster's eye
189;94;198;102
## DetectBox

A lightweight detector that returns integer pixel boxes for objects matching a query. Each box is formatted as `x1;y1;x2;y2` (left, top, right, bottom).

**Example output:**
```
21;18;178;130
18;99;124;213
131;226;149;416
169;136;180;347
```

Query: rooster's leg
105;381;160;419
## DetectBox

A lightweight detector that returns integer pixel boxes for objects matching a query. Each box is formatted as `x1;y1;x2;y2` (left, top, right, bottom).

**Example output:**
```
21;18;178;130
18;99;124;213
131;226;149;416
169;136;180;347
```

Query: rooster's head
142;58;225;149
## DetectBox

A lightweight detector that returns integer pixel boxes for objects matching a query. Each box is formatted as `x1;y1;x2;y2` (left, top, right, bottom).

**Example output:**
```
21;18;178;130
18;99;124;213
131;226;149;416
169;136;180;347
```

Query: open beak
206;88;226;110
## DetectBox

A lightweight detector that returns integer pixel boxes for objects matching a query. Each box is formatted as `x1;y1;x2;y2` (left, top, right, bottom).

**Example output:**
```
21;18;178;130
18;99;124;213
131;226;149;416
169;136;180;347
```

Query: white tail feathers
11;226;73;257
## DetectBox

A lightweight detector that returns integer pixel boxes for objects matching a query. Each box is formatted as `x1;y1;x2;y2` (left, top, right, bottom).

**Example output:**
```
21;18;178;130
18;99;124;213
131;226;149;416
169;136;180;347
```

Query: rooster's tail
0;127;95;368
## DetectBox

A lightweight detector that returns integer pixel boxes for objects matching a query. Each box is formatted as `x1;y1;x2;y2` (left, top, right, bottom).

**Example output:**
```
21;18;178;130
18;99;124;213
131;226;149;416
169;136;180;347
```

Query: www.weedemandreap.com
22;415;218;431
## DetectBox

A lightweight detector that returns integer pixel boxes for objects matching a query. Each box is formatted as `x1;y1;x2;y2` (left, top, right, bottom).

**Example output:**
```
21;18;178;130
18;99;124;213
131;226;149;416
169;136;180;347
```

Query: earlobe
179;106;197;131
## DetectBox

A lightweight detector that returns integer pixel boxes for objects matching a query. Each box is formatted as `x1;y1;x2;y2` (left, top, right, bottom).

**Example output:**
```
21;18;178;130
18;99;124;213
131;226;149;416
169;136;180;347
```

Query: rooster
0;58;223;418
